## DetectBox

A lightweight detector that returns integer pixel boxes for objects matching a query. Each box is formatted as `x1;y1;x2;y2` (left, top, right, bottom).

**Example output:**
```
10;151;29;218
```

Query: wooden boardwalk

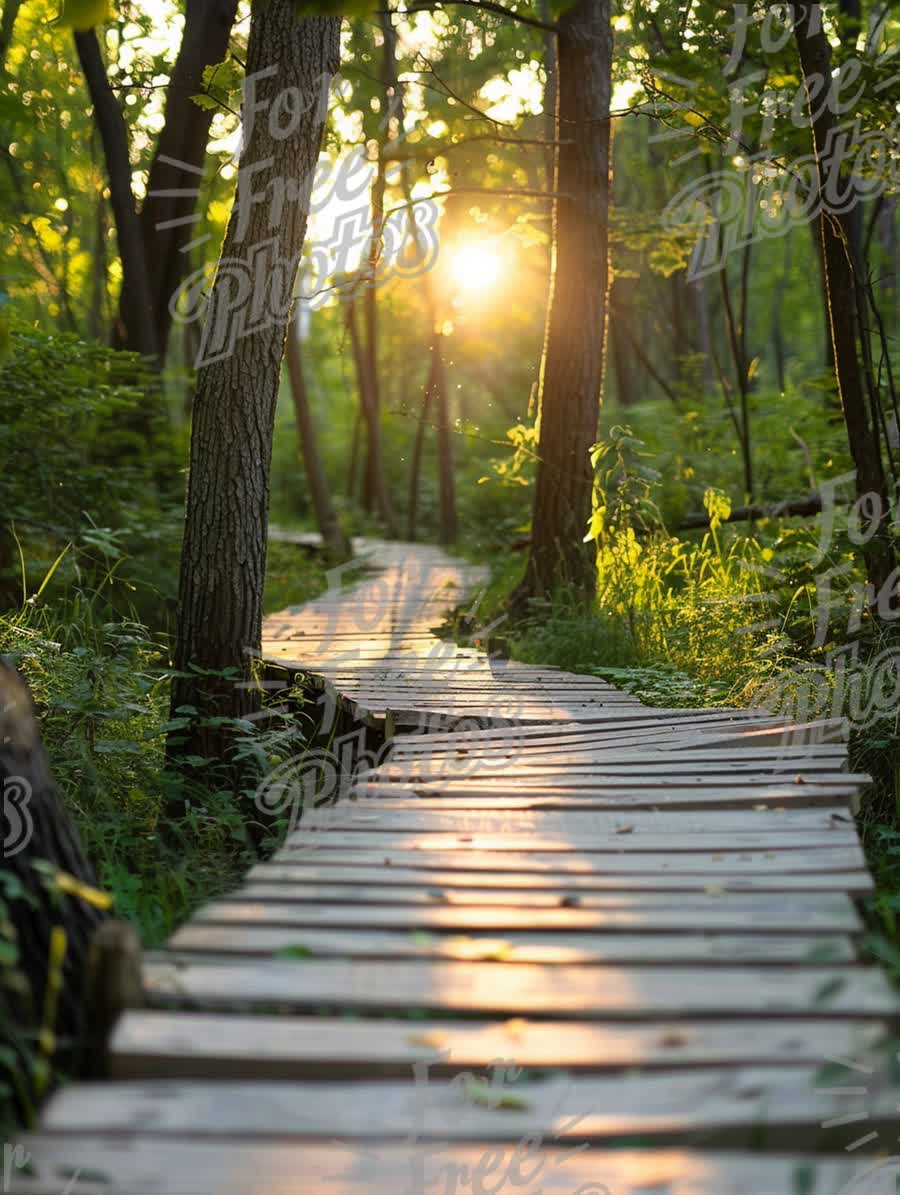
11;541;900;1193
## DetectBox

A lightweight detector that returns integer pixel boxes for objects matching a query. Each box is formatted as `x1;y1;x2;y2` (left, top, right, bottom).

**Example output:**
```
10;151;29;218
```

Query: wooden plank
143;958;899;1018
284;829;861;854
2;1137;877;1194
303;808;863;839
189;894;862;933
107;1009;888;1079
37;1067;900;1148
259;843;869;874
248;864;873;895
167;925;857;963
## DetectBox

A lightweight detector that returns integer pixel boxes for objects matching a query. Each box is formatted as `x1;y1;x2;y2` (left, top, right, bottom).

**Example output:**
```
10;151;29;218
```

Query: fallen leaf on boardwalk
407;1031;449;1048
813;976;846;1006
704;885;725;895
463;1078;531;1111
615;824;634;835
658;1030;690;1048
504;1018;529;1038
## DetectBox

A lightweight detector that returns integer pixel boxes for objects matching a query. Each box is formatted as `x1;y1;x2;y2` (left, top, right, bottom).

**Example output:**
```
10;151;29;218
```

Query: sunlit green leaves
191;57;245;113
54;0;112;31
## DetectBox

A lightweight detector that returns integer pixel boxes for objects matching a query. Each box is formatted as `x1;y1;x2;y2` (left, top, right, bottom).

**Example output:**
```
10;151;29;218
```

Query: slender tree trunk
128;0;238;360
771;230;792;393
169;3;341;777
690;271;715;393
74;30;158;361
89;184;109;343
362;172;385;512
432;330;457;544
0;0;22;72
518;0;612;599
791;1;895;595
285;322;350;561
346;298;398;534
609;278;636;407
407;350;436;542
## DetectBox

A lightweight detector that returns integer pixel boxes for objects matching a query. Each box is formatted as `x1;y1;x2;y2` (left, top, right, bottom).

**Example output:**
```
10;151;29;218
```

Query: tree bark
517;0;612;599
407;349;435;542
128;0;238;361
0;665;108;1103
609;277;636;407
169;2;341;777
791;1;895;595
285;322;351;562
345;297;399;534
74;30;158;361
432;329;457;544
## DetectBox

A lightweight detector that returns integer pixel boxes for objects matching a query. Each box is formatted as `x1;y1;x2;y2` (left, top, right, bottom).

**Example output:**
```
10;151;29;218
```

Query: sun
449;242;503;292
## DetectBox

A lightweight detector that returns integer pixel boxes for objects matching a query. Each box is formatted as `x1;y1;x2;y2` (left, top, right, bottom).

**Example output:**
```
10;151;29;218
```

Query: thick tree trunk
518;0;611;599
129;0;238;361
791;2;895;596
75;31;158;361
285;324;350;562
0;665;108;1106
169;3;340;776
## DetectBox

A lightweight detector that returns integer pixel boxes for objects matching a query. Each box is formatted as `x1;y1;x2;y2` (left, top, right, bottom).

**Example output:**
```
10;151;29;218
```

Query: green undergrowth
3;535;334;941
452;425;900;980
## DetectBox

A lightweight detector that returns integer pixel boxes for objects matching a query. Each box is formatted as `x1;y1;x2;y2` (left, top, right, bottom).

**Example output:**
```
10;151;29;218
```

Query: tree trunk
345;298;398;534
432;330;457;544
407;350;436;542
791;1;895;596
129;0;238;361
169;3;341;778
285;323;351;562
0;665;108;1108
609;278;636;407
517;0;611;599
74;30;158;362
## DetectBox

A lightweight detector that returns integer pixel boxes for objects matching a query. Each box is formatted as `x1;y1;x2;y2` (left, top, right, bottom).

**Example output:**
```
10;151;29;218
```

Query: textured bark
0;665;107;1099
129;0;238;360
75;31;158;361
792;2;895;595
170;3;341;771
518;0;611;599
285;326;350;561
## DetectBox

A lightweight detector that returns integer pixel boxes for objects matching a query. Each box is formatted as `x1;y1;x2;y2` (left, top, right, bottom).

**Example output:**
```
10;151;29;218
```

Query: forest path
12;540;900;1193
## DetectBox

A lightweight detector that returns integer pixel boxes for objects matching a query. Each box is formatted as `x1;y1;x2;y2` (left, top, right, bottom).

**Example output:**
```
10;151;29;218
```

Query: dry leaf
407;1031;450;1049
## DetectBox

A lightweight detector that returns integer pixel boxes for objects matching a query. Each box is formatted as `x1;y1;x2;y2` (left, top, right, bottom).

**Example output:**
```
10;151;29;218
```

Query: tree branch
397;0;557;32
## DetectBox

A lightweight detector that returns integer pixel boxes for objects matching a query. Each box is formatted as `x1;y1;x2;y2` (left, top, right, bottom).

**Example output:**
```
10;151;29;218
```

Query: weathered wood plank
260;843;868;873
4;1137;879;1194
107;1009;888;1079
167;924;857;963
143;958;899;1018
37;1066;900;1149
189;893;862;933
248;863;873;895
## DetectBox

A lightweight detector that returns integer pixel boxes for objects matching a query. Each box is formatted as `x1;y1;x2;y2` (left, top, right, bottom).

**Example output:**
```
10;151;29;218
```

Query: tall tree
517;0;612;599
74;30;158;361
129;0;239;360
790;0;895;596
285;317;351;562
169;1;341;770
